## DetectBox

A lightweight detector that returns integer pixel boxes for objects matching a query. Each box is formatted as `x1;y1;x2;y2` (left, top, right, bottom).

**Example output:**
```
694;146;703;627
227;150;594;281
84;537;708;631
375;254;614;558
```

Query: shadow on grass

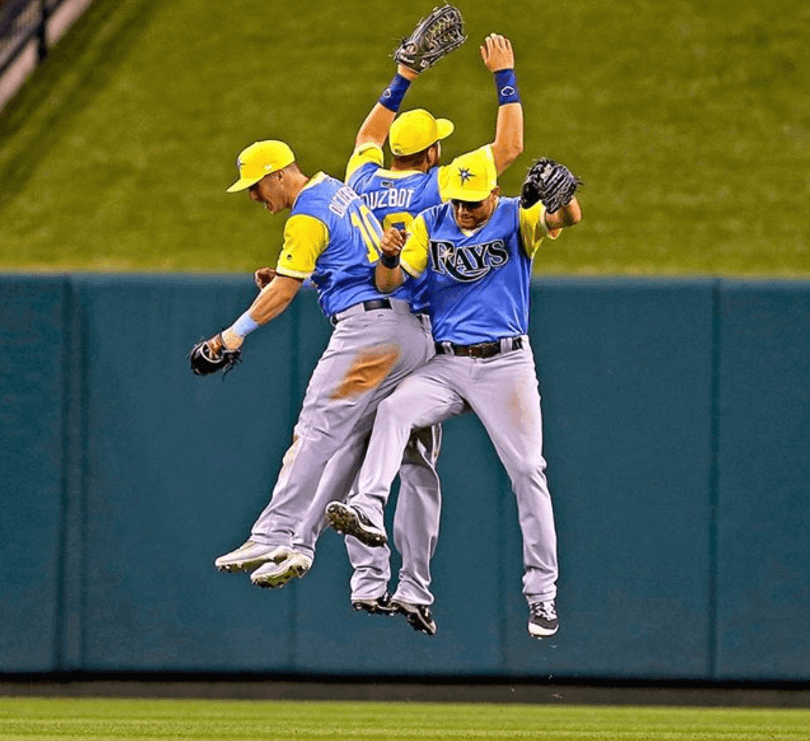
0;0;162;213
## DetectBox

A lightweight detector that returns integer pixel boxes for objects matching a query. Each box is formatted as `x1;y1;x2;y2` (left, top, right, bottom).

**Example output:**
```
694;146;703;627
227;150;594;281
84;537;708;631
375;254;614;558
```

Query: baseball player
326;148;582;639
206;139;433;584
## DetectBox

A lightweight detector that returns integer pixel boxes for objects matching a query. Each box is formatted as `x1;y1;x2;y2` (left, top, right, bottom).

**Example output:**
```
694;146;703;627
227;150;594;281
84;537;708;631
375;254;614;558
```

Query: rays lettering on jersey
429;239;509;282
361;187;415;212
328;185;359;218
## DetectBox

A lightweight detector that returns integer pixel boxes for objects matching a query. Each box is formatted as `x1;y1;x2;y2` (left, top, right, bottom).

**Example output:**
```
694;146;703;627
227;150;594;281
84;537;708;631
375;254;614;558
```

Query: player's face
249;173;285;213
452;189;499;230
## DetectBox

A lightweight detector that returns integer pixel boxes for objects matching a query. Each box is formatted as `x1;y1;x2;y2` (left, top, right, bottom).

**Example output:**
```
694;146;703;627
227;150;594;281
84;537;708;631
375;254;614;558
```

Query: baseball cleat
250;551;313;588
325;501;388;547
352;592;397;616
214;540;293;573
391;599;437;636
528;600;559;639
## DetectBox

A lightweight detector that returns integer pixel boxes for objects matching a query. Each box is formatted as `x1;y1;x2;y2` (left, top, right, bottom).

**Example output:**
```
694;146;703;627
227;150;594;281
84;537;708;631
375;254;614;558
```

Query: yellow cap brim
435;118;454;141
226;175;263;193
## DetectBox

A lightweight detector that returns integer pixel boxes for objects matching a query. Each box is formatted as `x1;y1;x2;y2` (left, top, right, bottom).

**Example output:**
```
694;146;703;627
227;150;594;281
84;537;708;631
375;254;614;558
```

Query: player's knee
377;394;417;429
509;456;548;485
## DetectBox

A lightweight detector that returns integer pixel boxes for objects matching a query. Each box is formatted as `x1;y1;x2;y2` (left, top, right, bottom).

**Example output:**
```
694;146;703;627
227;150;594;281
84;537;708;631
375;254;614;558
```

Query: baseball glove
189;334;242;377
393;4;467;72
520;158;583;214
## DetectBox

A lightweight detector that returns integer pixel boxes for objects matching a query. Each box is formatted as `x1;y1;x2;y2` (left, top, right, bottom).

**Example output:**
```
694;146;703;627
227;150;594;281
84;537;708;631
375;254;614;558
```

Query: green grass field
1;0;808;275
1;697;809;741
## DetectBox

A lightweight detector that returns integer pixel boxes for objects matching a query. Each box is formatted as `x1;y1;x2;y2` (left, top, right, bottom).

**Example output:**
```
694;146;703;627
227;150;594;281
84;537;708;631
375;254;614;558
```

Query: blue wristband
378;73;412;112
494;69;520;105
231;310;260;338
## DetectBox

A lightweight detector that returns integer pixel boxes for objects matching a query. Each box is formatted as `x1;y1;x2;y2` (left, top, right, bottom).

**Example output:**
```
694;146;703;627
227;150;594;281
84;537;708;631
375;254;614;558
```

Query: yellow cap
226;140;295;193
388;109;454;157
443;150;498;201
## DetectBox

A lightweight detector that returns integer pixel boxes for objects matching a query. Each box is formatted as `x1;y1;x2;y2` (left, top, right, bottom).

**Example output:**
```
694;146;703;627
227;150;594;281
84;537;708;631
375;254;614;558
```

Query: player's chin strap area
435;335;526;359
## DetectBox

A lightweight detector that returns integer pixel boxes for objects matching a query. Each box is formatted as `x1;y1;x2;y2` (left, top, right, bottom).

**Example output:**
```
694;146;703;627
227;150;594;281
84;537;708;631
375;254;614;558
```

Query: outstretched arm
209;275;304;353
481;34;524;174
355;65;419;149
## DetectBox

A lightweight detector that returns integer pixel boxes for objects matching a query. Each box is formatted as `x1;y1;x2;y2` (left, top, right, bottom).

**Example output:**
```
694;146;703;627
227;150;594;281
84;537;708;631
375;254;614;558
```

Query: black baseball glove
520;158;583;214
393;4;467;72
189;334;242;377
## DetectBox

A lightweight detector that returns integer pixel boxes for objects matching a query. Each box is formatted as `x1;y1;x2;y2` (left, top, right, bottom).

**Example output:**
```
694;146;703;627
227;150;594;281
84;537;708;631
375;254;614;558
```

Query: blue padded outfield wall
1;274;808;681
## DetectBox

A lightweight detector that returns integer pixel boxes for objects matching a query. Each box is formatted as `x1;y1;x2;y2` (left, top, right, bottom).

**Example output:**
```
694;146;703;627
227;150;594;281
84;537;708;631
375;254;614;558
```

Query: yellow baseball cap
388;109;454;157
226;140;295;192
443;150;498;201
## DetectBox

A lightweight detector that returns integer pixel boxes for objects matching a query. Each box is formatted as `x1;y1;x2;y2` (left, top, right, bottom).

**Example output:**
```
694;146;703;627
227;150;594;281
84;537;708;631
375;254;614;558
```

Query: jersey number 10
350;204;384;264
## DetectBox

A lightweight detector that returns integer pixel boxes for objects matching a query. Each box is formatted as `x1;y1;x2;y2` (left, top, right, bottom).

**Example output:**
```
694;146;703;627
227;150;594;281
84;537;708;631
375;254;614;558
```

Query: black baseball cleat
325;501;388;547
391;599;437;636
528;600;559;639
352;592;397;616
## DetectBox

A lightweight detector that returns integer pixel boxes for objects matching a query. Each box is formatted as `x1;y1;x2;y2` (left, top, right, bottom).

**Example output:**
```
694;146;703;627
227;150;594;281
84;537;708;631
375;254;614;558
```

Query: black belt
330;298;392;325
435;336;523;359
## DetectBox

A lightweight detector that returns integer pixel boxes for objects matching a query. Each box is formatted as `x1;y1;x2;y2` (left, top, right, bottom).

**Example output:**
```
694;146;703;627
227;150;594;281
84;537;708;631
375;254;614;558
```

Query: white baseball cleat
214;540;293;573
250;551;313;588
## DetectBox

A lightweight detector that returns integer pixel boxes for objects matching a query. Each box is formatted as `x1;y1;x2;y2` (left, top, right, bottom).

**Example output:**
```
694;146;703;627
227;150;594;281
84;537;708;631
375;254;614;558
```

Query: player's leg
252;423;376;588
217;309;429;570
328;358;464;543
390;424;443;606
463;344;559;637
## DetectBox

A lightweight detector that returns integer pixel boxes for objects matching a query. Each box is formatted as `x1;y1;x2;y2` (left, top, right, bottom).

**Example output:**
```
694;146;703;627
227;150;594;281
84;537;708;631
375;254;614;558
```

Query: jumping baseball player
196;139;433;584
326;148;582;639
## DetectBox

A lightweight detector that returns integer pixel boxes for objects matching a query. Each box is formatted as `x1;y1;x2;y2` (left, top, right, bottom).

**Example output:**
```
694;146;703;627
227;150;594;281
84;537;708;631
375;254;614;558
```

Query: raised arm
355;65;419;149
482;34;524;174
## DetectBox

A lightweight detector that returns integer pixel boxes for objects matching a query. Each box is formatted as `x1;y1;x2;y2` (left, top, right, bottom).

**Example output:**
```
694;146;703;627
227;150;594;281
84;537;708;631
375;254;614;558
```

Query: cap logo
237;157;244;171
457;167;473;184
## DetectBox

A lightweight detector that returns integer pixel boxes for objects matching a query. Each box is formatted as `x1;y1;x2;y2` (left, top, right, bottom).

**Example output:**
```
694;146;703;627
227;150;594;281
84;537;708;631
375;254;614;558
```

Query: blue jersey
345;144;496;313
347;161;443;313
276;173;389;318
402;197;548;345
348;164;442;233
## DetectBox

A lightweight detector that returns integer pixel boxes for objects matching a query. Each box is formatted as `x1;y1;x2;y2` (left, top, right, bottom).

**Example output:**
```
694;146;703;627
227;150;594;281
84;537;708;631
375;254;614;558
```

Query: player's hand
481;33;514;72
209;330;244;354
379;227;405;258
254;267;276;289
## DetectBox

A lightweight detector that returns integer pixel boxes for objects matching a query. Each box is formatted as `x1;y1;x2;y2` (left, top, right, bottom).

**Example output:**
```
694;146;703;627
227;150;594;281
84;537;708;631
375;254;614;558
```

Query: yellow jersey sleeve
519;201;560;258
275;214;330;279
400;215;430;278
345;143;385;182
437;144;496;201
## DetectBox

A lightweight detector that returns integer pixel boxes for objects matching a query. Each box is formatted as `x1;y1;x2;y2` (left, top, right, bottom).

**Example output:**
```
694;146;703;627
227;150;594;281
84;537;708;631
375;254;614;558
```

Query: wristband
378;73;412;112
231;310;260;338
380;252;401;269
494;69;520;105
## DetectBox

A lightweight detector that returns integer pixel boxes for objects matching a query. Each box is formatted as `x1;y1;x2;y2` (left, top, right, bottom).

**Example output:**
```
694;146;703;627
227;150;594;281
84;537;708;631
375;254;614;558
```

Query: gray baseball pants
249;299;431;550
350;338;559;603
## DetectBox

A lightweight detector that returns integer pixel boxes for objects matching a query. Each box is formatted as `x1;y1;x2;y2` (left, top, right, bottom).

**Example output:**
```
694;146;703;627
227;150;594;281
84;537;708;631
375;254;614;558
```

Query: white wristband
231;310;260;338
